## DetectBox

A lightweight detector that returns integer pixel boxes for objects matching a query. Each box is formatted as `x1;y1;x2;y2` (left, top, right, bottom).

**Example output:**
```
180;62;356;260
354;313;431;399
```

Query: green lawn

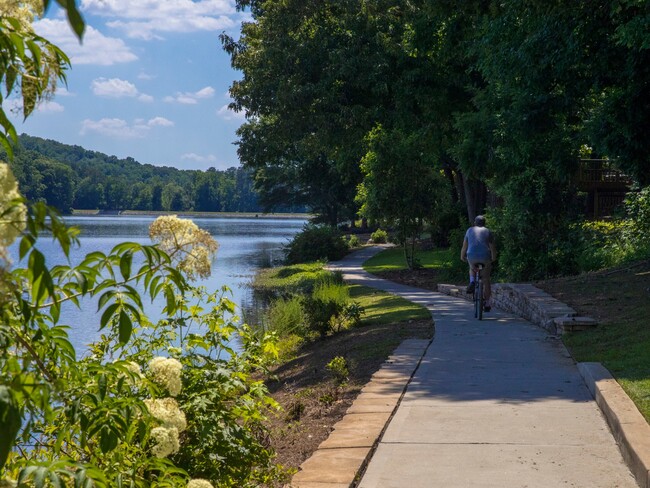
350;284;431;325
363;247;456;274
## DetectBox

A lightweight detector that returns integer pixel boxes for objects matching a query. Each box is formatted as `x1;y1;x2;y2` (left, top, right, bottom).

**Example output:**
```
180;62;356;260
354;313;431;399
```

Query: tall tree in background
223;0;385;224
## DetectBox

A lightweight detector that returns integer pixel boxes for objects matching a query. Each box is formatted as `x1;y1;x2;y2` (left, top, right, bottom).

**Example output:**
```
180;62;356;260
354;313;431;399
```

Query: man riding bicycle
460;215;496;312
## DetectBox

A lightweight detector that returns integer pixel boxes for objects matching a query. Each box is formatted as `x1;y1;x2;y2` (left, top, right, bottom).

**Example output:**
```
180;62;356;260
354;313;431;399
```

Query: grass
363;247;454;274
253;262;337;295
537;262;650;421
350;284;430;325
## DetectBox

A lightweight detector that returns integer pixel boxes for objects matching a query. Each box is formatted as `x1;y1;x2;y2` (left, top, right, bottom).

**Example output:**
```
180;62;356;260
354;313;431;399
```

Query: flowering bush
0;172;287;487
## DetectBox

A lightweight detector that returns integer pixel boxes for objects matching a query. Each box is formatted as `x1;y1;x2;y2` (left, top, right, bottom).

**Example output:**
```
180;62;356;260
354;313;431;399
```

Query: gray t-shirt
465;226;493;258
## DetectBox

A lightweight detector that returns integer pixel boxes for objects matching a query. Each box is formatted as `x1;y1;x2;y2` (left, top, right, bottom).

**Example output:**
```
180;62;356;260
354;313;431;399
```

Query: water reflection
11;216;305;352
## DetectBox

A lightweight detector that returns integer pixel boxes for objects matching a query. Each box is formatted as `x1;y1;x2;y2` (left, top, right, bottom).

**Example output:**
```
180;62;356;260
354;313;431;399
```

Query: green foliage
3;136;265;214
284;223;349;265
575;186;650;271
325;356;349;384
346;234;361;248
301;282;363;338
264;295;307;337
0;201;285;487
253;262;338;297
0;15;71;159
622;186;650;250
370;229;388;244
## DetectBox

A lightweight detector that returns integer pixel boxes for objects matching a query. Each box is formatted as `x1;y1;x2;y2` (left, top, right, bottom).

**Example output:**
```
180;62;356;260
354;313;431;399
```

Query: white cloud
55;87;74;97
181;152;218;164
33;19;137;66
217;103;245;121
164;86;215;104
80;116;174;138
37;101;65;113
91;78;137;98
91;78;153;102
81;0;244;40
148;116;174;127
137;71;155;81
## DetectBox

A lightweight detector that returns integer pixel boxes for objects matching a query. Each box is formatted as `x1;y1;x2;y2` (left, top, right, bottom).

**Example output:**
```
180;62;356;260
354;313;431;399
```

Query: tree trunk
461;174;487;223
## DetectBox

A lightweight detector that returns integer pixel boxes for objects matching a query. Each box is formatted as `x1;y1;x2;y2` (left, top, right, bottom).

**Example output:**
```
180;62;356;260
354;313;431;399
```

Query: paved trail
328;246;638;488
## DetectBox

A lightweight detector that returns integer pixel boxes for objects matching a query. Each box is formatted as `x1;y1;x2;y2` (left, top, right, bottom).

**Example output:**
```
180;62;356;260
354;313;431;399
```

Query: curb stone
578;362;650;488
437;282;598;335
288;338;432;488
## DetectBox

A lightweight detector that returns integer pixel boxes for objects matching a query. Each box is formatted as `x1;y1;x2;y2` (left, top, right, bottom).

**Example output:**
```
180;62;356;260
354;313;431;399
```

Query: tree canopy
224;0;650;279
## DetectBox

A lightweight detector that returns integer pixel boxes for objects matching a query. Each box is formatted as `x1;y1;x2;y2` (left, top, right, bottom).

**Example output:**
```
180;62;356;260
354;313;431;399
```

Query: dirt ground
264;318;433;472
374;268;442;292
535;260;650;325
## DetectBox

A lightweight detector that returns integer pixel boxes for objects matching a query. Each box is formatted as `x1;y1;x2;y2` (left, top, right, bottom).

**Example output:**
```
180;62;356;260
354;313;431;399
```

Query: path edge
578;362;650;488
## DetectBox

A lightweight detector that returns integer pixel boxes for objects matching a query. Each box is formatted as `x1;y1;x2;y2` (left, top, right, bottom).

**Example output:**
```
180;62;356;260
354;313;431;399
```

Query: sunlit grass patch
253;261;338;294
349;284;430;325
363;247;453;274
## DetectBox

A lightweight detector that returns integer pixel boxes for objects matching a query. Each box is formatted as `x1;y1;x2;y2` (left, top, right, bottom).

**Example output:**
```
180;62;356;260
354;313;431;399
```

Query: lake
11;215;306;352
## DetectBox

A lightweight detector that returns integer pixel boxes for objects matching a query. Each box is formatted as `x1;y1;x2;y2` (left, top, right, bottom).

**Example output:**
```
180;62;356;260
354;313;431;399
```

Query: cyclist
460;215;496;312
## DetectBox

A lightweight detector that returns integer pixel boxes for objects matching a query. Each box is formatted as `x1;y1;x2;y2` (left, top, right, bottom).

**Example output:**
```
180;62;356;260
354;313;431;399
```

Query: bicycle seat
474;263;485;269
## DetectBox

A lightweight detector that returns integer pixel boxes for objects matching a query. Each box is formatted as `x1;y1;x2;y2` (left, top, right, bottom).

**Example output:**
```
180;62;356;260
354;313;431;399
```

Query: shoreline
71;209;313;220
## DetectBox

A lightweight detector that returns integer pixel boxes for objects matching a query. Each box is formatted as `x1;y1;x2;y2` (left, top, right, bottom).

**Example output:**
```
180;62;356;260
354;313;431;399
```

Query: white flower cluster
144;398;187;432
149;215;218;280
0;164;27;272
150;426;180;458
0;0;42;27
148;356;182;396
187;480;214;488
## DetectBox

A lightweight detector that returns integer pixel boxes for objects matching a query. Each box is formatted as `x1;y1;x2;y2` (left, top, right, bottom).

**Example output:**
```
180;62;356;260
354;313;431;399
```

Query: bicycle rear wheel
473;282;479;318
477;279;484;321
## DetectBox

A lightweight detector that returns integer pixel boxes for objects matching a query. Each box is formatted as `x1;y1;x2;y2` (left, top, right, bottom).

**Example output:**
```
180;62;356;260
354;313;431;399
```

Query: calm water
11;216;305;352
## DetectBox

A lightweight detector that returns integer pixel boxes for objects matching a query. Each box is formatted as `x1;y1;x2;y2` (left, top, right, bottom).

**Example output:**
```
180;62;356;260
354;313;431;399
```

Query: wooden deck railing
578;159;633;185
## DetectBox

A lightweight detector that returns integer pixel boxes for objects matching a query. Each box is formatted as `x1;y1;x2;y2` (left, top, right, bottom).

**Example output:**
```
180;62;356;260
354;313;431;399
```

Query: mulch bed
264;318;433;472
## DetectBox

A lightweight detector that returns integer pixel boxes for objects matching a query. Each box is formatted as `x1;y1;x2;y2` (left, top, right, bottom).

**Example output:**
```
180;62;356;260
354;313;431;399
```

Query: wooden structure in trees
577;159;633;218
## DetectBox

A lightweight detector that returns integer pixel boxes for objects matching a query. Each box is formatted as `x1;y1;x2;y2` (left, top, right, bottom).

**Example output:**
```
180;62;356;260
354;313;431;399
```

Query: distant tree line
222;0;650;279
5;134;305;214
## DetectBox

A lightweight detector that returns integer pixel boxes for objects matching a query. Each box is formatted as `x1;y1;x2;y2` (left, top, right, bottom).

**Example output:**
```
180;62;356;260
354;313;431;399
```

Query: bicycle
472;263;485;320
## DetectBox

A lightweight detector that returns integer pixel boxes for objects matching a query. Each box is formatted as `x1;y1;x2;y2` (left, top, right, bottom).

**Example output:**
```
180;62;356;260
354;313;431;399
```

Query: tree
357;125;449;268
222;0;382;224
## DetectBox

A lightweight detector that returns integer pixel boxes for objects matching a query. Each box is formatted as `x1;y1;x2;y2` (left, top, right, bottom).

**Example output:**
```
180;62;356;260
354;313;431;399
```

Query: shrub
347;234;361;248
276;334;304;362
264;295;306;336
370;229;388;243
576;220;626;271
326;356;349;384
622;186;650;257
301;282;363;337
284;223;349;264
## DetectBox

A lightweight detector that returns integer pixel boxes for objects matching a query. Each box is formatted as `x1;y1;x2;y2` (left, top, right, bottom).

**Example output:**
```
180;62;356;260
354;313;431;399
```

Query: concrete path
328;246;638;488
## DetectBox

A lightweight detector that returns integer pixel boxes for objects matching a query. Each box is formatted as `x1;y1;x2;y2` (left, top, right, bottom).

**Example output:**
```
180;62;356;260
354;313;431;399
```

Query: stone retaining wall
437;283;597;335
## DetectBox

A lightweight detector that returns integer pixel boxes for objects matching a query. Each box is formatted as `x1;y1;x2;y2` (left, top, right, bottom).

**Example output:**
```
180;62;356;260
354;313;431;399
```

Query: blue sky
8;1;250;171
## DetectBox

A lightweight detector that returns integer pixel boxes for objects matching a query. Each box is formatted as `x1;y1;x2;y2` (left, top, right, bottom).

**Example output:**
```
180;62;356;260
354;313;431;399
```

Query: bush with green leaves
325;356;349;384
346;234;361;248
370;229;388;244
0;183;286;487
621;186;650;257
301;282;363;338
263;295;307;337
575;186;650;271
284;223;349;264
